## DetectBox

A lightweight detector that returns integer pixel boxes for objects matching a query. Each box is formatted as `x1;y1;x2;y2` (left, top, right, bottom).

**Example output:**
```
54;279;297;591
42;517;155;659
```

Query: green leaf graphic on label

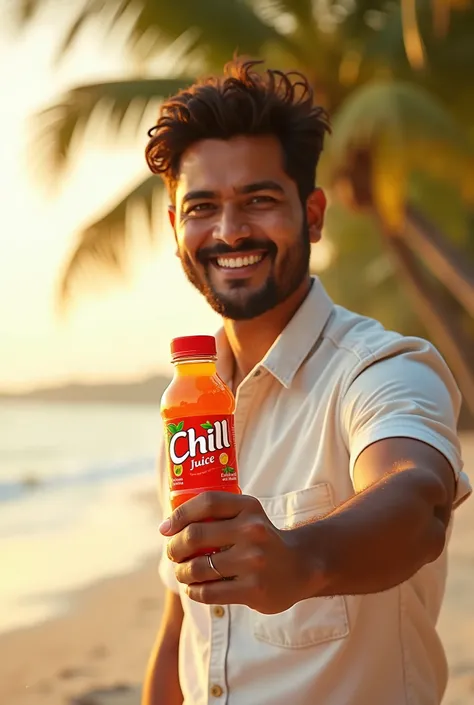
167;422;184;436
173;464;183;477
200;421;213;430
223;466;235;474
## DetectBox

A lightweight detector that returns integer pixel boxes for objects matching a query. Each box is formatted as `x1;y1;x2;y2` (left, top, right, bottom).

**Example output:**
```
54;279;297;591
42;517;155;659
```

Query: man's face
171;135;322;320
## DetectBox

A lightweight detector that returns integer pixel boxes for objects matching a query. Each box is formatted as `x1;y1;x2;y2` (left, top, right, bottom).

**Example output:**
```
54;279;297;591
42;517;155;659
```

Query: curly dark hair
145;57;331;205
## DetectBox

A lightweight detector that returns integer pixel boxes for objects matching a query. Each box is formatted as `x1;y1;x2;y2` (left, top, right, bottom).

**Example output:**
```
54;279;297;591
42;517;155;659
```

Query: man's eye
248;195;277;205
185;203;215;216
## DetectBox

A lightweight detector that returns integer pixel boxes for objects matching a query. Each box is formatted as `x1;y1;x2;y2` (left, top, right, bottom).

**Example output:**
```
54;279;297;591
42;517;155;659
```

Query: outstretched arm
299;436;456;597
159;437;458;612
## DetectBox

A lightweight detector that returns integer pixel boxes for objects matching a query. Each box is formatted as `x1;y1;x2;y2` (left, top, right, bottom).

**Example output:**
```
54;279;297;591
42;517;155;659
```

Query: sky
0;3;221;392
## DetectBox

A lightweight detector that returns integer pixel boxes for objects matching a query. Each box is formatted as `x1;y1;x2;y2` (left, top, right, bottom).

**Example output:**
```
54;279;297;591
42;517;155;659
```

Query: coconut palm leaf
59;174;161;303
17;0;42;21
400;0;474;69
53;2;127;61
251;0;319;61
319;201;422;335
255;0;315;27
132;0;289;64
360;0;474;74
18;0;293;64
33;77;190;177
278;0;314;24
325;81;474;228
401;0;428;69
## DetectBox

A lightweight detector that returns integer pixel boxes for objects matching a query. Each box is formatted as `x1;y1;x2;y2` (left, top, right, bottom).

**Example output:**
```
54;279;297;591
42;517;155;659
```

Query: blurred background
0;2;473;704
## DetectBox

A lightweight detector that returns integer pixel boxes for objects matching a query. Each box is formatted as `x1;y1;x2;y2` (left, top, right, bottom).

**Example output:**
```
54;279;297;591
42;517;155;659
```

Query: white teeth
216;254;263;269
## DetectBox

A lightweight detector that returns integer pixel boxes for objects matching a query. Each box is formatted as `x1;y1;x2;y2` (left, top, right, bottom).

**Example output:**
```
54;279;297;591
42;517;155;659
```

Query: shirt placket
207;372;262;704
208;603;230;704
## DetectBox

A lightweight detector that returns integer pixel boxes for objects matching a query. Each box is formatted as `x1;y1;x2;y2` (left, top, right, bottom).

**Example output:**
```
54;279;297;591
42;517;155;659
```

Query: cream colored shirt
156;277;471;705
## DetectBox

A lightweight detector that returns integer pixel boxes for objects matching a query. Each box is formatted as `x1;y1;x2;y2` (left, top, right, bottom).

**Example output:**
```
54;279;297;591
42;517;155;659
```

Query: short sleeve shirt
156;277;471;705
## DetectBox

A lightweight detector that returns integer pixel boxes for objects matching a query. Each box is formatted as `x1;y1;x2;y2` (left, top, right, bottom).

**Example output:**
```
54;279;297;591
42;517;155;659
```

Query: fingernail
159;518;171;535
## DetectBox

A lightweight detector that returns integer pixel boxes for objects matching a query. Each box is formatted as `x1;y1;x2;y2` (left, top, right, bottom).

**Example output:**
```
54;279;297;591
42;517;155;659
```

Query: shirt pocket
253;483;350;649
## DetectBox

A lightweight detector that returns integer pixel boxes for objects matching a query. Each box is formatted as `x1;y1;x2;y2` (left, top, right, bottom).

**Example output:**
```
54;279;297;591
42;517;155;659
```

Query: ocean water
0;400;163;634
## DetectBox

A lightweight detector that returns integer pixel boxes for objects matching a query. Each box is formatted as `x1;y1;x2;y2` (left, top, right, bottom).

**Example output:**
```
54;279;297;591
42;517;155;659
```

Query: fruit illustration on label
173;464;183;477
219;453;229;465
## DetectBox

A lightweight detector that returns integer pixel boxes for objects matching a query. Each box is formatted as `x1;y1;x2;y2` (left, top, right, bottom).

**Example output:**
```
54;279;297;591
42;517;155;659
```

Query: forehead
175;135;292;201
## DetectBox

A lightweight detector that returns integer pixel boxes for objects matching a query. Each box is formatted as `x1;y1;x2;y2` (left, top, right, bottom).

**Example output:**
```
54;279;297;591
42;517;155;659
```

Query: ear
168;205;176;231
306;188;326;244
168;206;180;257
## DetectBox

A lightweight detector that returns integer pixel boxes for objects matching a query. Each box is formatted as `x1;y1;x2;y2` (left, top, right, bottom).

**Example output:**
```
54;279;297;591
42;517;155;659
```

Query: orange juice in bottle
160;335;241;511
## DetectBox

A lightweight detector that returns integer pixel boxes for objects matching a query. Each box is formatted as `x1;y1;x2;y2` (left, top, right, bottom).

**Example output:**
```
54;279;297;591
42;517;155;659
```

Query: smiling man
141;59;471;705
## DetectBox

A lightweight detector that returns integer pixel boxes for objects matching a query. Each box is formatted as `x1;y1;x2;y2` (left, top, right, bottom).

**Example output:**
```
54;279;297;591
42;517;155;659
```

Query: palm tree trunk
380;225;474;416
402;204;474;318
330;150;474;415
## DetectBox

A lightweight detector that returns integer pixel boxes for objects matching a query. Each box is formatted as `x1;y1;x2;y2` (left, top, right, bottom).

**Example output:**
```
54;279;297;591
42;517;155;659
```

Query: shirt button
210;684;224;697
213;605;225;618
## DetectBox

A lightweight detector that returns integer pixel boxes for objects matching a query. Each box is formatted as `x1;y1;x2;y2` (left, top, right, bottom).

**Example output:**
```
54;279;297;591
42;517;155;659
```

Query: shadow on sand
71;685;141;705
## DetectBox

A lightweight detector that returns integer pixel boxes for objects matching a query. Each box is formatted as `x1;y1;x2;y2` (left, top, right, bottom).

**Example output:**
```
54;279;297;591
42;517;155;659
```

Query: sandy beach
1;436;473;705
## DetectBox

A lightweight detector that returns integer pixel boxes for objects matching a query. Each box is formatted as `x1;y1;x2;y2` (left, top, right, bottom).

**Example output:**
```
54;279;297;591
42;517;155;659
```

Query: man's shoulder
323;304;441;371
321;304;462;421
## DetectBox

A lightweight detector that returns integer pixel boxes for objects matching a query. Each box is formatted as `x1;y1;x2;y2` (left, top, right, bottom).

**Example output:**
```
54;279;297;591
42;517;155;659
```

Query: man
141;58;471;705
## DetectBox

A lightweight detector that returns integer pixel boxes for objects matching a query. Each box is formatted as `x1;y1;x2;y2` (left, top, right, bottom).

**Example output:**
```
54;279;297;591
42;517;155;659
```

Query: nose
212;205;250;248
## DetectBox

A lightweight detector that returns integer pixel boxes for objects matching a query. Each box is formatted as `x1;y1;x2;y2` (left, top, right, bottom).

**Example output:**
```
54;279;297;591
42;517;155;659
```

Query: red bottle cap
170;335;217;362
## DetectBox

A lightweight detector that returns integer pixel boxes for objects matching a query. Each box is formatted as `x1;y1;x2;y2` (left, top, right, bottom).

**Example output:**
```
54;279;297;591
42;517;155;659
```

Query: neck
224;275;312;386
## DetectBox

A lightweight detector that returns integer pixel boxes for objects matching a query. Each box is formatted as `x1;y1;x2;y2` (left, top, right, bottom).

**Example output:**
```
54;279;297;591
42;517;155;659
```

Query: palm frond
400;0;474;69
252;0;340;70
53;2;118;60
254;0;314;28
320;201;421;336
278;0;314;24
401;0;427;69
326;81;474;227
20;0;293;64
119;0;294;64
33;77;190;178
60;175;162;304
16;0;43;21
359;0;474;73
329;81;470;160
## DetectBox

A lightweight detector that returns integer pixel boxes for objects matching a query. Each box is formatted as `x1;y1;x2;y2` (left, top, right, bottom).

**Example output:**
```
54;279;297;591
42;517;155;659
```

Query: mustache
197;239;277;264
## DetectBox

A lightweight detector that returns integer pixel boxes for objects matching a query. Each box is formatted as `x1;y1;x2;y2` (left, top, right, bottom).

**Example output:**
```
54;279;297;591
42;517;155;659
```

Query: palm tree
323;81;474;387
17;0;474;416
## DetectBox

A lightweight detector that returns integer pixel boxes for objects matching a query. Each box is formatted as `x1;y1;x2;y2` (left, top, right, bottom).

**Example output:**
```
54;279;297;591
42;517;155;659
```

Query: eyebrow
181;180;285;205
238;180;285;195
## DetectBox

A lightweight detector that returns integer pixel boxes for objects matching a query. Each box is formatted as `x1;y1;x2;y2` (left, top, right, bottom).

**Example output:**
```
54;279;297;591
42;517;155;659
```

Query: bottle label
164;414;239;491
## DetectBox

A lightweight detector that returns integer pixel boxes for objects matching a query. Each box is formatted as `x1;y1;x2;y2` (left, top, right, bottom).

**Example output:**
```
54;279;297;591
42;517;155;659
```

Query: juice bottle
160;334;241;512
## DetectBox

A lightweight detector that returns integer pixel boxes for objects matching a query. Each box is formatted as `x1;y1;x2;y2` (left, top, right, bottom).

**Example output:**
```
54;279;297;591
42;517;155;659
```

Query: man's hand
159;492;311;614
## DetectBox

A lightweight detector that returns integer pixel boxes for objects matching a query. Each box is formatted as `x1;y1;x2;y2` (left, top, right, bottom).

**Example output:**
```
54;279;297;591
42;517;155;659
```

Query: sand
1;436;473;705
0;556;162;705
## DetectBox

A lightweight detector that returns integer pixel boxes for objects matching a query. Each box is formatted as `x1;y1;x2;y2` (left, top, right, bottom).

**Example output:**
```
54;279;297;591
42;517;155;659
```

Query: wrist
292;519;335;600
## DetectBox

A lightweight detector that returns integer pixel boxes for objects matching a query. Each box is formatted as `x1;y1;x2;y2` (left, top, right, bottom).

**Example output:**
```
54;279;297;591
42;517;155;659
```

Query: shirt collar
215;277;334;389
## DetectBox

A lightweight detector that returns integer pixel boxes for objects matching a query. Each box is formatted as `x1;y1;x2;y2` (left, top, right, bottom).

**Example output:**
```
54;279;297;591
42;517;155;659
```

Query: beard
179;227;311;321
